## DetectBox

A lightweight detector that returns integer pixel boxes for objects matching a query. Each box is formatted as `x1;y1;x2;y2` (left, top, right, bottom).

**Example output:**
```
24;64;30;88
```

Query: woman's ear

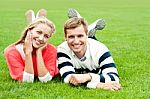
25;10;35;24
36;9;47;18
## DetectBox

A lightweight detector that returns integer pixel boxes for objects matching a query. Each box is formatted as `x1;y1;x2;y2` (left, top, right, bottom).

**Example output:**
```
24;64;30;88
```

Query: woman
4;9;59;83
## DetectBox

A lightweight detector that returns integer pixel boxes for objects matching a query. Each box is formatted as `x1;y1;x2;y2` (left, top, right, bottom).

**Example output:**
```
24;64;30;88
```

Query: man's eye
68;36;74;38
78;35;84;38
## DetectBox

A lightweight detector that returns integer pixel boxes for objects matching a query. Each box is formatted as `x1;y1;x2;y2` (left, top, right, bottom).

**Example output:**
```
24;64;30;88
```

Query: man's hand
69;74;91;85
96;81;121;91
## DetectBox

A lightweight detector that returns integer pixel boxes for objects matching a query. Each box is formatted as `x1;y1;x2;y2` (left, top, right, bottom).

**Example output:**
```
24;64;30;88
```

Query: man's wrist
88;73;92;81
86;73;92;82
96;82;104;88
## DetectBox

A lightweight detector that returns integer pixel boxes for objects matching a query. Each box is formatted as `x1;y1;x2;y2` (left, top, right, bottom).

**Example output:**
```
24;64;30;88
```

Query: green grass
0;0;149;98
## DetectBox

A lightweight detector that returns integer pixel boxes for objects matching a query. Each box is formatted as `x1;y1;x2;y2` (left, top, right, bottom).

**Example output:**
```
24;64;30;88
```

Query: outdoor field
0;0;149;98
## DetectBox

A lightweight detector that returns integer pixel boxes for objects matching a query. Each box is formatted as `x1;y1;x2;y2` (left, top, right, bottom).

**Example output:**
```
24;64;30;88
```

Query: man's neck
75;45;87;59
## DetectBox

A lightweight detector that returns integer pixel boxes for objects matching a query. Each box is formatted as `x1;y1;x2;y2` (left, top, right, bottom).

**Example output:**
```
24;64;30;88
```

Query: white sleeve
23;71;34;83
87;82;99;88
64;74;72;83
86;73;100;88
38;72;52;83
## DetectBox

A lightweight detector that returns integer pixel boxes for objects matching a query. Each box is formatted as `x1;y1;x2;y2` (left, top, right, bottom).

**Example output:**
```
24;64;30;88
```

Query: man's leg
68;8;106;40
88;19;106;38
68;8;82;18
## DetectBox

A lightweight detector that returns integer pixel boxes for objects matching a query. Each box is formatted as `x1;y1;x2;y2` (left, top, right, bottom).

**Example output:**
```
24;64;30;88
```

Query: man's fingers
112;82;121;90
110;82;121;91
69;75;80;85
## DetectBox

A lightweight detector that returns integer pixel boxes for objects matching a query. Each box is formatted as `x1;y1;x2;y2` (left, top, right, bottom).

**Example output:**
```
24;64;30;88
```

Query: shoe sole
68;8;78;18
95;19;106;30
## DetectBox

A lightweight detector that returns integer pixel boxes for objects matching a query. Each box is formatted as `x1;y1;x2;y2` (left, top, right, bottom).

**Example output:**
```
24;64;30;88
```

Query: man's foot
88;19;106;37
68;8;82;18
36;9;47;18
25;10;35;24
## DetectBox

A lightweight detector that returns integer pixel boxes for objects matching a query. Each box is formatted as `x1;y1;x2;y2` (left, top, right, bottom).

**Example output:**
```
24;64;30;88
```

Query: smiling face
65;25;88;58
30;23;52;48
15;17;56;48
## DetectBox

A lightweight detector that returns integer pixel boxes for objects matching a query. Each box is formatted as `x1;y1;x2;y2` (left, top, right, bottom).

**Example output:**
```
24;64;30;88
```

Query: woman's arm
23;32;34;82
36;44;52;82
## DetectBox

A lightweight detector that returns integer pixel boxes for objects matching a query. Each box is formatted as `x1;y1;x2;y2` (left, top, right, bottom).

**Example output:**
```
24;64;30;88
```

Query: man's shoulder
57;41;67;49
57;41;70;52
87;38;108;50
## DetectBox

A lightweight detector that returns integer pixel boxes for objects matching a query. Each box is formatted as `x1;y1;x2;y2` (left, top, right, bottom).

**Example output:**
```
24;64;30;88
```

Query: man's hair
64;17;88;37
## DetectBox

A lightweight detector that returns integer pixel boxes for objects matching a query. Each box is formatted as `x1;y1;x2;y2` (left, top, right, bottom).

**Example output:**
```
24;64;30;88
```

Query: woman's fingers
24;31;33;53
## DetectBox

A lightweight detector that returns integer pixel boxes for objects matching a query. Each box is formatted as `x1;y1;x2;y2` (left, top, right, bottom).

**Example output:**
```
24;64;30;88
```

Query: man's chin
72;49;81;53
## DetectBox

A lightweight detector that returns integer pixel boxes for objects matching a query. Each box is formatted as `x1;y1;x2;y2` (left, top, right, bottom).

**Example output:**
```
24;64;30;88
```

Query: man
57;9;121;91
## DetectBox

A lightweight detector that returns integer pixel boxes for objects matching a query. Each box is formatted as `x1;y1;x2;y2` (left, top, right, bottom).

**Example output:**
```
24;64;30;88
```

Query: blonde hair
64;17;88;37
15;17;55;45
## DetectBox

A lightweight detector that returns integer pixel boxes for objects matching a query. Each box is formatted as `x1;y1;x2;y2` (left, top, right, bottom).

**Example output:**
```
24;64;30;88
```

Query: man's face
65;25;88;58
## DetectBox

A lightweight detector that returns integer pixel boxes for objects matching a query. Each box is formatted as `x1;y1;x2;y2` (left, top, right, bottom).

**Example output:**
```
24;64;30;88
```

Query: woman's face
29;23;53;48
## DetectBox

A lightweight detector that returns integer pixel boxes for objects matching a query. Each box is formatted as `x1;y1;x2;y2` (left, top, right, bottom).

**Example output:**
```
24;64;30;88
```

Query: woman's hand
37;42;47;52
24;31;33;54
36;42;49;77
24;30;34;76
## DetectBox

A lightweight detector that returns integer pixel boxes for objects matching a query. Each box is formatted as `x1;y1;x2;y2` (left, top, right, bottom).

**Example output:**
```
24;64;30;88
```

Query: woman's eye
44;35;50;39
37;31;42;34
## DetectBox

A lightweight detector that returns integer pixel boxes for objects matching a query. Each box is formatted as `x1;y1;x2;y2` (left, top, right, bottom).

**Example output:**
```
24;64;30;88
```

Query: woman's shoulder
47;44;56;50
45;44;57;53
4;44;16;54
4;44;19;57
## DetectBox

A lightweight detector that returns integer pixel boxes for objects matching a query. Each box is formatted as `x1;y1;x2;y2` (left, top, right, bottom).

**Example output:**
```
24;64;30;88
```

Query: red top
4;44;59;81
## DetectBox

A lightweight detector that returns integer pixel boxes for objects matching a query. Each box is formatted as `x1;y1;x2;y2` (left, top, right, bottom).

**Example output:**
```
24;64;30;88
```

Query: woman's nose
39;35;44;40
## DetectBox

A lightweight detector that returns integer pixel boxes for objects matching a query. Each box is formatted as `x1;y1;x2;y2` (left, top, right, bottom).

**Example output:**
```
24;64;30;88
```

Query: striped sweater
57;38;119;83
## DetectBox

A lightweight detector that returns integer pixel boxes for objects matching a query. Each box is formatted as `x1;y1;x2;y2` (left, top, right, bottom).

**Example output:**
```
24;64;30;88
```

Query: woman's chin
32;44;40;49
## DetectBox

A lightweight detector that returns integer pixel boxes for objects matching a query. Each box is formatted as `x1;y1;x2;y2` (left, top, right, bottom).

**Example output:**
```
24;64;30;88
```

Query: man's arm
98;51;119;83
57;52;75;83
87;51;121;90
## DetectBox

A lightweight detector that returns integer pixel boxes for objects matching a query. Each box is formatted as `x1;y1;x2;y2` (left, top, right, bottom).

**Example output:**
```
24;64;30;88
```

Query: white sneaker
25;10;35;24
68;8;82;18
88;19;106;37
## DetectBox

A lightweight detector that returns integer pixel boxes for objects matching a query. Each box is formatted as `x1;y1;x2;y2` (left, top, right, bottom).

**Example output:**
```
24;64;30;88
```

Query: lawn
0;0;149;98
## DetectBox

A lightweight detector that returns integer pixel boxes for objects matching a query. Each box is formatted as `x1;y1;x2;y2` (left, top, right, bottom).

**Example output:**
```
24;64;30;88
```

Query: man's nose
74;37;79;43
